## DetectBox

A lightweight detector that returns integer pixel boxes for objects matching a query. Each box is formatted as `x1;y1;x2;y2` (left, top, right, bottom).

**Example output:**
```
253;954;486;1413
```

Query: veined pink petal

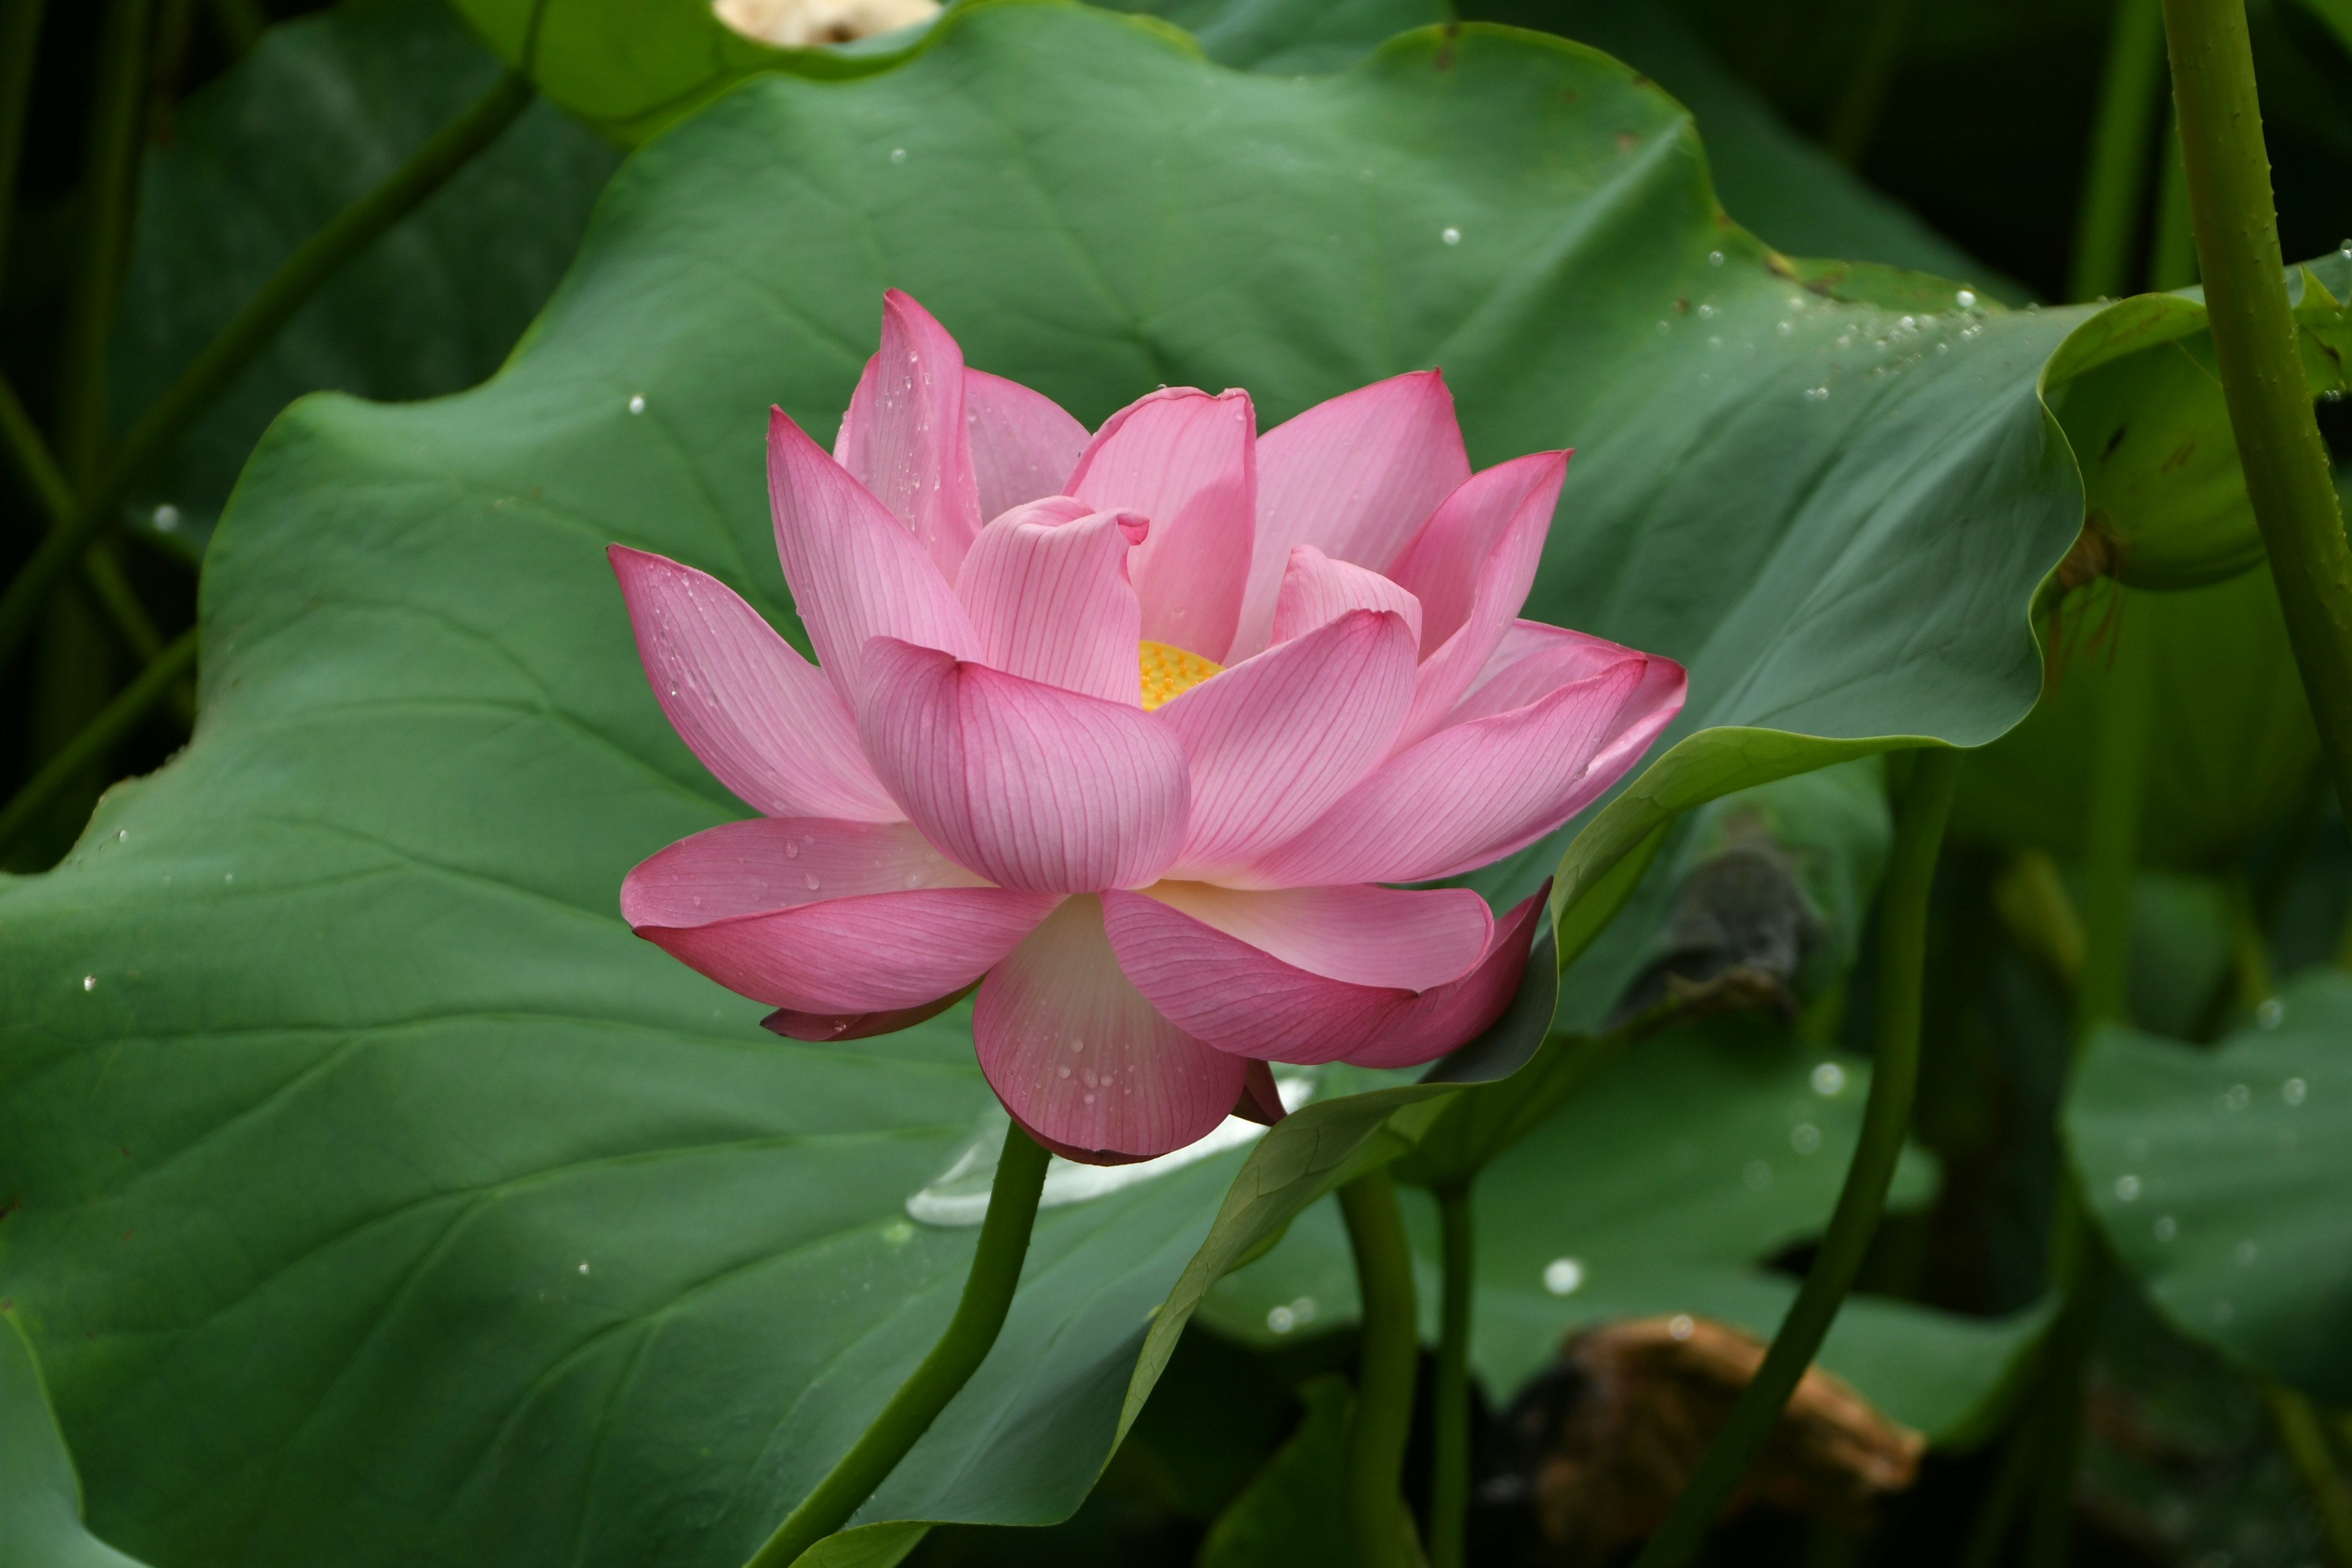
1390;453;1569;749
1344;885;1549;1070
1155;608;1416;877
1231;370;1469;660
1451;619;1654;725
769;408;979;706
976;896;1246;1163
859;637;1190;892
1269;545;1423;647
831;290;982;581
1101;883;1499;1064
608;546;900;821
622;818;1054;1014
1240;659;1651;888
1067;388;1256;661
956;498;1148;704
1510;650;1687;835
965;368;1089;520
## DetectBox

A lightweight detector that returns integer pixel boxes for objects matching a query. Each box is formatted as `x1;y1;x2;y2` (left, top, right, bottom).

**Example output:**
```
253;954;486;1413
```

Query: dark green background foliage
2;1;2350;1567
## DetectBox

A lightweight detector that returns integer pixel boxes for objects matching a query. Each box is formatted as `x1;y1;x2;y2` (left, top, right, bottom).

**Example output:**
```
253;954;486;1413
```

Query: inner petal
1139;641;1222;710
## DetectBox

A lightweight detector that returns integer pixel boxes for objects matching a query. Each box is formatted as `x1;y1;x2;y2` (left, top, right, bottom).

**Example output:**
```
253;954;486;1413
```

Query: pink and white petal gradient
616;292;1684;1163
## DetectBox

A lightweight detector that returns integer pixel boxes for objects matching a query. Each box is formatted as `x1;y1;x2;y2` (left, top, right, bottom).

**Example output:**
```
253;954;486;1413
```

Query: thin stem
204;0;263;57
2267;1384;2352;1566
743;1122;1050;1568
0;371;74;527
2073;612;2155;1038
0;65;533;674
81;545;162;662
2070;0;2167;302
1824;0;1917;165
2161;0;2352;816
0;0;50;297
2018;1248;2113;1567
1632;747;1961;1568
1429;1183;1474;1568
2149;102;2198;290
55;0;153;486
1338;1167;1420;1568
0;625;194;851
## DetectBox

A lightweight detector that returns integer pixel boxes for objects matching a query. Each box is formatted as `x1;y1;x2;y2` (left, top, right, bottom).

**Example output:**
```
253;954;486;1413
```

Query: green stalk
0;625;194;851
1428;1183;1474;1568
55;0;153;486
2267;1384;2352;1567
0;64;532;673
2160;0;2352;815
1824;0;1918;165
0;0;49;296
2149;104;2198;290
0;372;73;527
2070;0;2167;302
1338;1167;1420;1568
1632;747;1961;1568
744;1122;1050;1568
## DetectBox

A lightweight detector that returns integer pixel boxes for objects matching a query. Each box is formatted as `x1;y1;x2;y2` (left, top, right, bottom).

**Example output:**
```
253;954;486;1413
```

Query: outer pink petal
608;546;900;821
1508;650;1688;834
830;290;982;581
1269;545;1423;647
761;987;975;1043
1389;453;1569;749
975;895;1246;1163
1231;370;1470;660
965;368;1089;521
858;637;1190;892
1450;619;1654;725
1067;388;1256;660
1344;886;1548;1070
622;818;1054;1013
1153;608;1416;877
955;498;1148;704
1101;883;1500;1065
1240;660;1651;888
769;408;979;706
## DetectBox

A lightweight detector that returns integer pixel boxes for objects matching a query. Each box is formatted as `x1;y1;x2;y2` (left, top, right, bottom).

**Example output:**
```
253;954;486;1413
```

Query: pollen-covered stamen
1139;641;1221;710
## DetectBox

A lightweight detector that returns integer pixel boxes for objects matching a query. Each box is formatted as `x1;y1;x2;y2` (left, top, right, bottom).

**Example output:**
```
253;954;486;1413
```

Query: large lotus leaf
1103;0;1447;72
0;4;2240;1561
1948;566;2321;872
110;0;620;561
0;1317;150;1568
1202;1021;2044;1445
2068;970;2352;1404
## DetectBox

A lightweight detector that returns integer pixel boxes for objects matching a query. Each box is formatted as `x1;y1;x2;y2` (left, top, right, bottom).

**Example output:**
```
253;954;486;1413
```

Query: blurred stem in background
1339;1168;1420;1568
2071;0;2166;302
2267;1385;2352;1566
0;625;193;851
1427;1183;1474;1568
1631;747;1961;1568
0;0;43;299
1823;0;1915;165
2149;104;2199;292
2162;0;2352;815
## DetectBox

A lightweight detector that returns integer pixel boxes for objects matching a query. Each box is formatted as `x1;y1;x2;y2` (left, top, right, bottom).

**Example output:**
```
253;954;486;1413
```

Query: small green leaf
2069;971;2352;1404
788;1522;929;1568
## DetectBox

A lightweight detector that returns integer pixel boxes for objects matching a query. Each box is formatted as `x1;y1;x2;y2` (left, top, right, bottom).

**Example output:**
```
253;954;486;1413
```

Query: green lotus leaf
2068;970;2352;1404
0;1317;151;1568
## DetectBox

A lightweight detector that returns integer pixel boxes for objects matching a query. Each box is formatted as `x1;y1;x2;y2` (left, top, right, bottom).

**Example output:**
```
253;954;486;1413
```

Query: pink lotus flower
612;292;1684;1163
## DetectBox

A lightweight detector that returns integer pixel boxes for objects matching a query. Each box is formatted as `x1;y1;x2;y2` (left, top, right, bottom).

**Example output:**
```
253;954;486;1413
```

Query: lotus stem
2149;104;2198;291
2266;1385;2352;1567
0;0;49;300
2070;0;2167;302
0;64;534;673
1823;0;1916;166
0;625;195;853
1339;1167;1420;1568
55;0;152;486
2160;0;2352;816
1428;1182;1474;1568
1632;746;1960;1568
744;1121;1050;1568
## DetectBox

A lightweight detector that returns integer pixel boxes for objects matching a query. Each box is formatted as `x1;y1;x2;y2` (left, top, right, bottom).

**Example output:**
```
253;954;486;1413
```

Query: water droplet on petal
783;840;799;859
803;872;820;891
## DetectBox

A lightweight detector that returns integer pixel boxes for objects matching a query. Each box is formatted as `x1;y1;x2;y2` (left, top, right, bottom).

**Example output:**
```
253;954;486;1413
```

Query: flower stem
1632;746;1961;1568
1338;1167;1420;1568
2070;0;2166;302
0;63;533;674
2268;1383;2352;1567
0;625;194;852
1428;1182;1474;1568
743;1121;1049;1568
2160;0;2352;814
